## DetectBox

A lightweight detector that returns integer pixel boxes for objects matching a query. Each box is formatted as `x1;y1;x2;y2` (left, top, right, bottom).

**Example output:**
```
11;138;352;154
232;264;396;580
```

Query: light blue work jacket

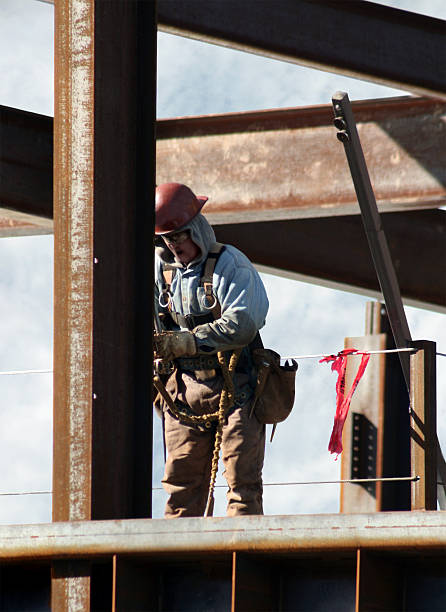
154;213;269;355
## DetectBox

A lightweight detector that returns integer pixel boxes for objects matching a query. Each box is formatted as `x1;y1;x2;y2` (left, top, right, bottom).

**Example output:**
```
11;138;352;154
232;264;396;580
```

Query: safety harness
159;242;224;329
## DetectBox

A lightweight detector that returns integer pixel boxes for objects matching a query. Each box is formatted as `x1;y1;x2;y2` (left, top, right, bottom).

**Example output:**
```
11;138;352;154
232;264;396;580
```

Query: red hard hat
155;183;208;234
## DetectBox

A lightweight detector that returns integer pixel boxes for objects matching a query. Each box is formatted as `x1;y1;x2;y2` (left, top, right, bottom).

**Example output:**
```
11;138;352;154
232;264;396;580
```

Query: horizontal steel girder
157;0;446;99
0;105;53;236
156;96;446;225
0;512;444;561
214;210;446;311
43;1;446;98
1;98;445;309
2;96;446;233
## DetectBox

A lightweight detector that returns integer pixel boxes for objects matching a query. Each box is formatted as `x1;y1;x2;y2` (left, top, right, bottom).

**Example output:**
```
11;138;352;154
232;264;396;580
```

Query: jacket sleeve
193;248;269;354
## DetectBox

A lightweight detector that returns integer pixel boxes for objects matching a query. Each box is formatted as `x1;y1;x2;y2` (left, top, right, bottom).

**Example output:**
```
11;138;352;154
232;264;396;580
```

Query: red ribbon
320;348;370;456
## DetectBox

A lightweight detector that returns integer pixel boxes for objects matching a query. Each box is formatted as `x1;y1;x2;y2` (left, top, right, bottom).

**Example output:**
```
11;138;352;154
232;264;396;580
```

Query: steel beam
53;0;156;607
356;550;402;612
2;100;444;308
0;103;53;236
0;512;445;561
341;334;386;513
0;105;52;224
232;552;276;612
214;210;446;311
2;96;446;230
332;91;412;383
157;0;446;99
43;0;446;98
410;342;437;510
341;303;410;514
53;0;155;520
157;96;446;224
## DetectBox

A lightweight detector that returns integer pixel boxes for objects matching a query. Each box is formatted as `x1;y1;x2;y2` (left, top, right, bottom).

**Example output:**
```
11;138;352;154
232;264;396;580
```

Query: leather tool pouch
250;348;298;424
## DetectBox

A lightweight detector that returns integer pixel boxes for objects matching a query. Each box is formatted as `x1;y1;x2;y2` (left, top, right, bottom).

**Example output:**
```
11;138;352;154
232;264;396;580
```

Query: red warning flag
320;349;370;456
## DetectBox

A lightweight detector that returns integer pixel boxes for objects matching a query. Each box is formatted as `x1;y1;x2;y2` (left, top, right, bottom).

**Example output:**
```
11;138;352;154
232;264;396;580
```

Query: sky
0;0;445;523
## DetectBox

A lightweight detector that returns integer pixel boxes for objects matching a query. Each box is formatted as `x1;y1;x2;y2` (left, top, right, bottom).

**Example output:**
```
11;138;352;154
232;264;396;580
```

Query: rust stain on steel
156;97;446;224
0;512;445;561
0;213;52;238
53;0;94;523
340;333;387;513
410;343;438;511
2;97;445;231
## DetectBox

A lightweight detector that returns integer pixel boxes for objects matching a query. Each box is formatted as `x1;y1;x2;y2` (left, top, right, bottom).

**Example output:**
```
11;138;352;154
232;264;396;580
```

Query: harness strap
161;242;225;322
201;242;225;319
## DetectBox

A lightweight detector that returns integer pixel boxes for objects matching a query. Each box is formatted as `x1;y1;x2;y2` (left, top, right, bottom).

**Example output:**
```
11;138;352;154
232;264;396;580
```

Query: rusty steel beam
53;2;94;606
356;550;402;612
53;0;155;520
156;0;446;99
332;91;413;385
2;99;444;308
43;0;446;98
341;304;410;514
53;0;156;607
340;334;387;514
0;104;53;236
214;210;446;311
2;96;446;229
157;96;446;224
0;512;445;561
0;105;52;219
410;342;438;511
0;210;52;237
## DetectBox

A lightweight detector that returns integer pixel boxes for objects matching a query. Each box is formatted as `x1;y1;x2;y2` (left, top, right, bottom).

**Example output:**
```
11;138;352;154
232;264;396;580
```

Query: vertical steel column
232;552;275;611
53;1;94;607
340;331;386;513
410;341;437;510
355;550;401;611
341;302;410;513
53;0;156;608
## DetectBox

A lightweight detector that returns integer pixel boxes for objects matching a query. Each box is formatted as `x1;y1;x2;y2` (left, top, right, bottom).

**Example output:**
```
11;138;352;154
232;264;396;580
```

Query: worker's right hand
154;331;197;361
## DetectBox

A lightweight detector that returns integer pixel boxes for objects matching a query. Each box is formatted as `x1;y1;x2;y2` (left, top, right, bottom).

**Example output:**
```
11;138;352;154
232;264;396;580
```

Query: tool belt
177;354;221;372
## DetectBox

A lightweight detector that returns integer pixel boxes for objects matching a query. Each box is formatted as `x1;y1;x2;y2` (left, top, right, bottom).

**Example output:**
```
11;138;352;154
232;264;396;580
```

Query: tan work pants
161;371;265;518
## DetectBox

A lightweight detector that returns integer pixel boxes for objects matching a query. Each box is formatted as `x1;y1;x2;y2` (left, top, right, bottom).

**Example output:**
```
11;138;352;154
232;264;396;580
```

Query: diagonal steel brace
331;91;446;509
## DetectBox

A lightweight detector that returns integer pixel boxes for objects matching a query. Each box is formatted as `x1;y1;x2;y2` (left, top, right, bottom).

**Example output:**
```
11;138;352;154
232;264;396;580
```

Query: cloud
0;0;53;116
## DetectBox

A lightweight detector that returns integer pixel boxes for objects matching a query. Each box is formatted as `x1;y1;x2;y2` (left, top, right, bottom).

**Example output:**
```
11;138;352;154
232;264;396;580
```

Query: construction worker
153;182;269;518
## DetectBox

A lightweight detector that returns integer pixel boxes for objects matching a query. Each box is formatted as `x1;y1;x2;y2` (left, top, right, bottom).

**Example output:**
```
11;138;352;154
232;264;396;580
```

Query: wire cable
0;369;52;376
0;476;421;497
1;348;445;376
281;347;416;361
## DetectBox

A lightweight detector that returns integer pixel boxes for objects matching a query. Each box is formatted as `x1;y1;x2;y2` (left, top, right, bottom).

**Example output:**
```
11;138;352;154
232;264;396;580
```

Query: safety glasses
162;230;189;245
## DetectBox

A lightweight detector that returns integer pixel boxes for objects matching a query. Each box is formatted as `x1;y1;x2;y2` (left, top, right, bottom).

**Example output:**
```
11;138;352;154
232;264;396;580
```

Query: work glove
153;331;197;361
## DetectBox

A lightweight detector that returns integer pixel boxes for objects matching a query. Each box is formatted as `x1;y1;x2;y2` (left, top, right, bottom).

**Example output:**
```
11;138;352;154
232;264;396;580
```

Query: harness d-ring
202;293;217;310
159;292;171;308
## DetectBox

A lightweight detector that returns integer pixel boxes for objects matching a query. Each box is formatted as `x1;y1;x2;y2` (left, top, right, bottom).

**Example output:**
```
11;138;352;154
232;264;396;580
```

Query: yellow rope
204;349;240;517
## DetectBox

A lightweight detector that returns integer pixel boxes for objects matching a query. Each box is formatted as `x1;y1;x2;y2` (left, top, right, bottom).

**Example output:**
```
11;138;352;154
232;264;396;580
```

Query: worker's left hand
154;330;197;361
